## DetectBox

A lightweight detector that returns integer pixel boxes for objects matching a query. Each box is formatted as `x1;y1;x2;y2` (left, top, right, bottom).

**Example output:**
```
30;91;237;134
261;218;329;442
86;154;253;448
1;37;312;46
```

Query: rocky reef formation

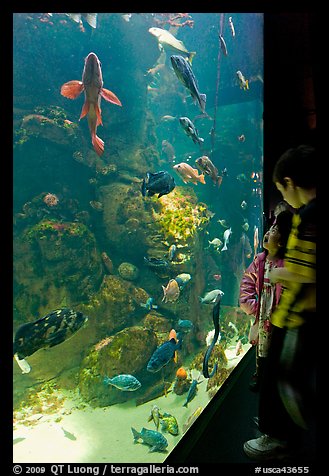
13;13;254;412
77;275;149;338
78;326;160;407
14;218;103;326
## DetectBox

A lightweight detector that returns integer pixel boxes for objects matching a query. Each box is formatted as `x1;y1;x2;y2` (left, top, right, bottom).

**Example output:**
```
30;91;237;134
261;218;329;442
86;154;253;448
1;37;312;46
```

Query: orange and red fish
173;162;206;185
60;52;122;156
169;329;178;363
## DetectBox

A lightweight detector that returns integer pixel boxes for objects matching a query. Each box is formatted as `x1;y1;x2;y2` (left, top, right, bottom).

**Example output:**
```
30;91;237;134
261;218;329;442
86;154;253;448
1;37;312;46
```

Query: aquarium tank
13;12;263;463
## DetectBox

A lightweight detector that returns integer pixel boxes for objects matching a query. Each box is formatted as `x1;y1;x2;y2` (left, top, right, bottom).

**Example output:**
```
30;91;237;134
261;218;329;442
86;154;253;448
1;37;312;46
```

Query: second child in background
239;210;293;391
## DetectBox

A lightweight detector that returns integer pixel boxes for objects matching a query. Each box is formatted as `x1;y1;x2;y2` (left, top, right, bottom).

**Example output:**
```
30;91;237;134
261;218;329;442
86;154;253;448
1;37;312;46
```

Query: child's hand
268;267;281;283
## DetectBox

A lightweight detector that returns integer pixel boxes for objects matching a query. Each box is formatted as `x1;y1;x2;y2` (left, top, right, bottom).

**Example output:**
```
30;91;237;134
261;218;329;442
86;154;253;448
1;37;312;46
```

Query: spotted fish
131;427;168;453
13;308;88;374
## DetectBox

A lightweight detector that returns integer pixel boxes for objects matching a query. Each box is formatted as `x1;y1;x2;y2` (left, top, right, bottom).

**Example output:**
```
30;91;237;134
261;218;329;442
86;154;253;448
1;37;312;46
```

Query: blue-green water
13;12;263;462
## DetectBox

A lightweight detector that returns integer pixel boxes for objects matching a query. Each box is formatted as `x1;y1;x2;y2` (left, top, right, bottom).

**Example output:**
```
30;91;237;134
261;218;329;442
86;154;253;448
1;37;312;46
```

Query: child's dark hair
274;210;293;259
272;144;316;189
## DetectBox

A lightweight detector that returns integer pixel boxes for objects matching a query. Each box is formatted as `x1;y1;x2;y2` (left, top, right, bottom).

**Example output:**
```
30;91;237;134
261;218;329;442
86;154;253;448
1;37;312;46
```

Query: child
243;144;316;461
239;210;293;391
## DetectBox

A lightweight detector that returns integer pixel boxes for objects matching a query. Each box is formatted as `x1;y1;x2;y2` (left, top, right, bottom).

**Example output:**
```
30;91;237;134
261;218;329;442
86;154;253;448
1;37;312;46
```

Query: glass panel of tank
13;12;263;463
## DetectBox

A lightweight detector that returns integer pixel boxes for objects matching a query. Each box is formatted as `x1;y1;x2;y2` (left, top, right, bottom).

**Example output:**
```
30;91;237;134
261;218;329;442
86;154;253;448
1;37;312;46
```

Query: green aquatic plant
34;105;67;125
24;219;91;242
152;188;211;243
13;128;29;147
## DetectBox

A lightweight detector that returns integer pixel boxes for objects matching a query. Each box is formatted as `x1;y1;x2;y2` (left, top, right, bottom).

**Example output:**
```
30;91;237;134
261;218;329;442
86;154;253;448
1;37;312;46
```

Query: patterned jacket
239;251;284;320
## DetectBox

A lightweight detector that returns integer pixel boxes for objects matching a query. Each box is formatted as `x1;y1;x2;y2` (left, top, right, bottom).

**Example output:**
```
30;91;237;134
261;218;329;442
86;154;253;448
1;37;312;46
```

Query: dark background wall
263;12;317;216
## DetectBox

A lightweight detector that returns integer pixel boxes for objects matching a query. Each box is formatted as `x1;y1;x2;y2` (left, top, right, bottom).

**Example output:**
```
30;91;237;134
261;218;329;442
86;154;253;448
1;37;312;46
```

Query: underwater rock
13;220;103;323
142;313;172;334
118;262;139;281
100;182;160;260
78;326;159;407
78;275;145;336
173;376;191;396
19;112;82;148
206;367;232;399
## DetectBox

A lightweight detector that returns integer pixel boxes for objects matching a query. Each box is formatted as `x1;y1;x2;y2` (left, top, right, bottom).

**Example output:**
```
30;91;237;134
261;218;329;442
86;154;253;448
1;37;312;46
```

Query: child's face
263;224;281;255
275;180;302;209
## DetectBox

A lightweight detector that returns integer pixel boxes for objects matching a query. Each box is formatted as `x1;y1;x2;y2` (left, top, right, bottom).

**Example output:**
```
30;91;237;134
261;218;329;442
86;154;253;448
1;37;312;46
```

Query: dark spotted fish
141;171;176;198
13;308;88;373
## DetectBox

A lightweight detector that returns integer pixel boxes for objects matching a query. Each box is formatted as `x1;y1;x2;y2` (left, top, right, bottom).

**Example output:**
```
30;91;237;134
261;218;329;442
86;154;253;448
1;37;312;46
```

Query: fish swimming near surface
148;27;196;63
195;155;222;187
131;427;168;453
13;308;88;374
66;13;97;28
147;337;182;373
103;374;142;391
159;412;179;436
219;34;228;56
48;13;98;28
179;117;204;145
236;70;249;90
141;171;176;198
173;162;206;185
170;55;206;113
199;289;224;304
61;52;122;156
228;16;235;38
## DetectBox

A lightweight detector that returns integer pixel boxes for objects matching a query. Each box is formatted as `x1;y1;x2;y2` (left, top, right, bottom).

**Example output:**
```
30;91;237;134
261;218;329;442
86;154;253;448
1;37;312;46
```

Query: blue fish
178;319;194;331
103;374;142;391
141;171;175;198
147;338;182;373
183;379;199;407
140;297;158;311
131;427;168;453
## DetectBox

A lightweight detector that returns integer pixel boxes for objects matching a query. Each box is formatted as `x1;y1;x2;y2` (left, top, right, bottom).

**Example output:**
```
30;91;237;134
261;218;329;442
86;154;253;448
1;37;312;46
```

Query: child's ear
284;177;294;187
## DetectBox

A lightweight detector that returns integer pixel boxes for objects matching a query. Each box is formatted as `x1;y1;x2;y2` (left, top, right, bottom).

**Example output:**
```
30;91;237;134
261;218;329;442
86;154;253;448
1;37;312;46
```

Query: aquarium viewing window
13;12;263;463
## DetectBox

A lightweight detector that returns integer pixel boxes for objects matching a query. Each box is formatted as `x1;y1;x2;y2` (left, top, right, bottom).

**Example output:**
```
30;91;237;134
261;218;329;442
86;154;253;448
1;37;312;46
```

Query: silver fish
199;289;224;304
179;117;204;145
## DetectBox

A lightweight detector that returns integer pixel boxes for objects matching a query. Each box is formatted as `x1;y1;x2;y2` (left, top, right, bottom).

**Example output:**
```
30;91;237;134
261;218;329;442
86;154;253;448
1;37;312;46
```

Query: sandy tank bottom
13;345;247;463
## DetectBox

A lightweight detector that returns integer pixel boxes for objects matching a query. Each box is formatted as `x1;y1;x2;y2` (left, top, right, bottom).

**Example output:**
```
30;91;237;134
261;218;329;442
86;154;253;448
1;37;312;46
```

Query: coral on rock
13;219;103;323
118;262;140;281
152;187;212;245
